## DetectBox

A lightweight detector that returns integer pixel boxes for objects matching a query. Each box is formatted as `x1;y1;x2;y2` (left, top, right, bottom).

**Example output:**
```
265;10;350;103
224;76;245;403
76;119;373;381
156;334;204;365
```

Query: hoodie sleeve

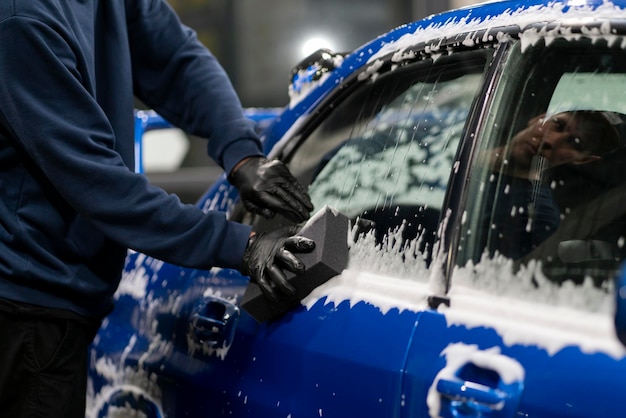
0;15;251;270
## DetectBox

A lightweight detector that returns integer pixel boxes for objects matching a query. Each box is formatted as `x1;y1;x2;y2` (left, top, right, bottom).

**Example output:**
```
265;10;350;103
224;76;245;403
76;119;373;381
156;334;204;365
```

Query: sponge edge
241;206;350;323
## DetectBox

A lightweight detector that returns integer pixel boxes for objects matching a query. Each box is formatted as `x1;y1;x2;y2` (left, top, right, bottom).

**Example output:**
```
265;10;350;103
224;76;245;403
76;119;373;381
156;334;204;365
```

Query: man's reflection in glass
479;111;620;259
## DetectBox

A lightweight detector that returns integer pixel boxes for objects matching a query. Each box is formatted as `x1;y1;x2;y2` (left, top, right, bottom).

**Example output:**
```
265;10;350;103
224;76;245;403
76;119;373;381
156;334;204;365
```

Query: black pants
0;298;101;418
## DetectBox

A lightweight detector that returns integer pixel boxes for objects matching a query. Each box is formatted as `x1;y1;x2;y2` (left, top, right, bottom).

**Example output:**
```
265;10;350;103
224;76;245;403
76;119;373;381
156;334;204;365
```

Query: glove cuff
241;233;257;274
228;156;265;183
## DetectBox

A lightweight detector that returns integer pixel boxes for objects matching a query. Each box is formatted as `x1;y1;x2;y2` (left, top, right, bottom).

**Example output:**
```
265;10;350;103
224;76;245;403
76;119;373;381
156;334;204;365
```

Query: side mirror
614;263;626;346
289;49;346;96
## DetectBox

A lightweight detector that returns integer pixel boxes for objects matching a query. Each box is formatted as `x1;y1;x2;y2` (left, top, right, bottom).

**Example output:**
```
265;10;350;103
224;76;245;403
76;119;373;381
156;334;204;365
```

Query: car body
88;1;626;417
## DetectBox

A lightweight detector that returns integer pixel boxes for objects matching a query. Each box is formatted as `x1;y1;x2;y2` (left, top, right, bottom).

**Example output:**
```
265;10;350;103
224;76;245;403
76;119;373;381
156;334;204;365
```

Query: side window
457;39;626;304
275;51;492;275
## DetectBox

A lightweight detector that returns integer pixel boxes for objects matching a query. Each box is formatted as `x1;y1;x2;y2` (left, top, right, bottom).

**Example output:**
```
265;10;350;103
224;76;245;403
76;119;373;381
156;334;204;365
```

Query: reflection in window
308;78;476;218
459;39;626;295
286;52;490;269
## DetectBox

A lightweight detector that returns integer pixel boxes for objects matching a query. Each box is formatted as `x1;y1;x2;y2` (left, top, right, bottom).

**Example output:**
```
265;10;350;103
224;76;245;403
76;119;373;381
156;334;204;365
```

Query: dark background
147;0;475;202
167;0;461;107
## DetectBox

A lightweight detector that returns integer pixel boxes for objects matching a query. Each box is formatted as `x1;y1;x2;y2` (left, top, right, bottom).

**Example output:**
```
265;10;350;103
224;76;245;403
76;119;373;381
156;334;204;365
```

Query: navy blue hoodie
0;0;264;318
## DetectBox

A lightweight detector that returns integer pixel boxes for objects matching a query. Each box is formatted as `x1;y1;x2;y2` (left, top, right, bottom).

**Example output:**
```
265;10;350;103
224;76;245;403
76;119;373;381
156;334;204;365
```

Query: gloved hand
241;226;315;302
229;157;314;223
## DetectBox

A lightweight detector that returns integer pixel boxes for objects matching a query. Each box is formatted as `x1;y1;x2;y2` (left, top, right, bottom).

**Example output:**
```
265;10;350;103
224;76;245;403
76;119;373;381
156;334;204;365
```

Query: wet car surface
88;1;626;417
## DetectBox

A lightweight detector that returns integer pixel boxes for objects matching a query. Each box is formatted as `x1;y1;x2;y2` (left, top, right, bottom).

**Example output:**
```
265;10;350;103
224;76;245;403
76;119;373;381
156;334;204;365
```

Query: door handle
190;296;239;349
432;348;524;418
437;379;510;411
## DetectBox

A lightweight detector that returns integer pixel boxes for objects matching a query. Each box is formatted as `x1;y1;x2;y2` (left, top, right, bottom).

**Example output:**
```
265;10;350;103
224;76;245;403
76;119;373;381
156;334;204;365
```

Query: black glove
241;227;315;302
229;157;314;223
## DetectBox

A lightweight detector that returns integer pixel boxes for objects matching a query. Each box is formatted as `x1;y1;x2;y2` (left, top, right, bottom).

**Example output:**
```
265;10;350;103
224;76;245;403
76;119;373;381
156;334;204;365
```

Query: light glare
301;37;334;58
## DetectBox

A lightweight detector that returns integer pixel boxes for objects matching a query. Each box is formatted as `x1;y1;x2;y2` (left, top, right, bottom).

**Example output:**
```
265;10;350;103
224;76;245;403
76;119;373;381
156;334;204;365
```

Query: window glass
457;39;626;309
278;51;491;275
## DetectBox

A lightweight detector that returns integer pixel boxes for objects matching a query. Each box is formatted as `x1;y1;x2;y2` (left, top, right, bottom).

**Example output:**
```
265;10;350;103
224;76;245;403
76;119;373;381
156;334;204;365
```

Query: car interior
461;38;626;288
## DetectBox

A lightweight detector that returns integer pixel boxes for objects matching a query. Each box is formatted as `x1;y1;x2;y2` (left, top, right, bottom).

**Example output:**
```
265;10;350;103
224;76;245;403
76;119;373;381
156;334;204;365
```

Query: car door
88;34;497;418
402;30;626;418
152;48;495;418
184;48;495;418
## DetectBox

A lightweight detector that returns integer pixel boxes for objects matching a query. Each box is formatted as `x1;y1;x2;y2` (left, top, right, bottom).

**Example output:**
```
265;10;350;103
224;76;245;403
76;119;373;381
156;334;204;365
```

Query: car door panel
163;280;421;417
403;302;626;417
96;218;423;417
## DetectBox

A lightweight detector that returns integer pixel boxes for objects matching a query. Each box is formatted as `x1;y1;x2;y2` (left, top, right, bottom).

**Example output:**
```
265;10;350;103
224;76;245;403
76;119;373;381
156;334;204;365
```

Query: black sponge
241;206;350;323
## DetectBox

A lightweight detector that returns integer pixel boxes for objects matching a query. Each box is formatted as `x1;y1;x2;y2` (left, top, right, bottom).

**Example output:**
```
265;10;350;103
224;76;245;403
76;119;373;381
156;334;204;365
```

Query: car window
261;51;492;276
456;38;626;310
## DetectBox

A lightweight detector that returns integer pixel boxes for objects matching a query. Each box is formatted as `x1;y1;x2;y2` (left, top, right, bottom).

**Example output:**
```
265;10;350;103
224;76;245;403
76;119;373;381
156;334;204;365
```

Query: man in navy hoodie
0;1;314;416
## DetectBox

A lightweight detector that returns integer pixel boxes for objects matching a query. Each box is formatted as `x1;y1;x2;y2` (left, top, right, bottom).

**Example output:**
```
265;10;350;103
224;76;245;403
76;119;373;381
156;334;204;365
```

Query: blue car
87;1;626;417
